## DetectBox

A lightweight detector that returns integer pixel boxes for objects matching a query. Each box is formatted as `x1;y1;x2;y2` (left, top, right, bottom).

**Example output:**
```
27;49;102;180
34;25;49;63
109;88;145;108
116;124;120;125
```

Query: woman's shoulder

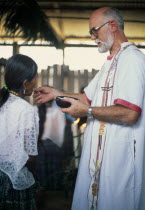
8;94;34;113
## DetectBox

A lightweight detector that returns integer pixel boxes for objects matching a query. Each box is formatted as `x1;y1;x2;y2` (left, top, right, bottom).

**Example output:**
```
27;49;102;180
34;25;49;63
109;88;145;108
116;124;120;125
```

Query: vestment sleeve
24;107;39;155
84;71;100;104
113;49;145;113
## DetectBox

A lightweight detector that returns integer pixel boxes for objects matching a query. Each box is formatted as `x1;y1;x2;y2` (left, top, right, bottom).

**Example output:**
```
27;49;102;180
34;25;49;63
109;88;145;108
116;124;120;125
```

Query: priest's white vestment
71;42;145;210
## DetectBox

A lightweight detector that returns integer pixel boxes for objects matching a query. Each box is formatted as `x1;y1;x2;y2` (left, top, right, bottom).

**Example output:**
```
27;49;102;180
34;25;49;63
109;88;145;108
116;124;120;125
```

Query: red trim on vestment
83;90;92;105
114;98;142;113
84;93;92;105
107;56;113;60
86;97;92;105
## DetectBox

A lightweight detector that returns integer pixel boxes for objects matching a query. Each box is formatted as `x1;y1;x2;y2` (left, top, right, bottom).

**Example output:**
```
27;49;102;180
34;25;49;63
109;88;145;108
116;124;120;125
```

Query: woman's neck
9;90;24;99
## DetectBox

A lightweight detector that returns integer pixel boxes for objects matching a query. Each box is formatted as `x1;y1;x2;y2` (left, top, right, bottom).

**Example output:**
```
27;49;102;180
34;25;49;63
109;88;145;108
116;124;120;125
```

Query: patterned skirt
0;170;38;210
36;139;63;190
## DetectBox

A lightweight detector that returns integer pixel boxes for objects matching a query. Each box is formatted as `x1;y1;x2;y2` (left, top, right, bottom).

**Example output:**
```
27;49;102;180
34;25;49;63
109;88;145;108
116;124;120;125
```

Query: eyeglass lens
89;21;110;36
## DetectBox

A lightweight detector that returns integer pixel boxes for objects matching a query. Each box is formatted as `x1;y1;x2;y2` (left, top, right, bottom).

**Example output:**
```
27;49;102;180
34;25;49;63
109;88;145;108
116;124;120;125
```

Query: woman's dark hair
0;54;37;108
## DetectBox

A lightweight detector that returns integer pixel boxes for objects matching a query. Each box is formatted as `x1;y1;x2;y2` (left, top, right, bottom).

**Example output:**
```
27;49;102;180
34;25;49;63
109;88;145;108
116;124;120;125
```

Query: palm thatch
0;0;62;48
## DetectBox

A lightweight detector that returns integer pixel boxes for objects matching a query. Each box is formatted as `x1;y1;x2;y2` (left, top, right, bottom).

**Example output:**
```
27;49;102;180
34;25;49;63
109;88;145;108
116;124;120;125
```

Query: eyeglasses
89;21;110;37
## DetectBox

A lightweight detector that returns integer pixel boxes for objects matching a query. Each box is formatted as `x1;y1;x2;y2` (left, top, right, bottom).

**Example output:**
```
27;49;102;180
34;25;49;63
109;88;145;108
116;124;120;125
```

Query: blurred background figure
35;100;65;190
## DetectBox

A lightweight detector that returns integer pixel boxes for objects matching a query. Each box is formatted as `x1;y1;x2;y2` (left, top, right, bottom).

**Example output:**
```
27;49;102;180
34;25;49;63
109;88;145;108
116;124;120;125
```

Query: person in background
33;7;145;210
0;54;39;210
35;98;75;192
35;100;65;190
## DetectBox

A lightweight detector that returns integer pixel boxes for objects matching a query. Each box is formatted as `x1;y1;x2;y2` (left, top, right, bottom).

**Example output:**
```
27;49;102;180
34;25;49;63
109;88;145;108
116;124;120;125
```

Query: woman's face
24;74;38;96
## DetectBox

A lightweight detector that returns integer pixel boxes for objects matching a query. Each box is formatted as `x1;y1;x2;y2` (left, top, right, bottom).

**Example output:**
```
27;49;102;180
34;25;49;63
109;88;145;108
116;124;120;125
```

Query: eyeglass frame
89;21;110;36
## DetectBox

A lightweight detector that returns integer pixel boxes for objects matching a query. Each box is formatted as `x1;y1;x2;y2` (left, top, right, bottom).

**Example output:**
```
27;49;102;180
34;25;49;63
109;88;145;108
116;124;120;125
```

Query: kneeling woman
0;54;39;210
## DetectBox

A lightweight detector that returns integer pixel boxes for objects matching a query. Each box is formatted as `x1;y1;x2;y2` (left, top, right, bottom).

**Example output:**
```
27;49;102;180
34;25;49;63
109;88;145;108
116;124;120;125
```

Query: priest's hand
61;97;89;118
33;86;63;104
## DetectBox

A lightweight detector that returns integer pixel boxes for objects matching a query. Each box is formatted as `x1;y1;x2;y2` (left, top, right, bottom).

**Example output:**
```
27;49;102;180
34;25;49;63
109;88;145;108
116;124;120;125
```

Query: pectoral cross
101;84;113;106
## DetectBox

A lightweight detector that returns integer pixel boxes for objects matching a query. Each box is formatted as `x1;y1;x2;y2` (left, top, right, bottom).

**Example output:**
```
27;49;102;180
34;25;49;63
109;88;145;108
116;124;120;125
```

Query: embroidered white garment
71;42;145;210
0;94;39;190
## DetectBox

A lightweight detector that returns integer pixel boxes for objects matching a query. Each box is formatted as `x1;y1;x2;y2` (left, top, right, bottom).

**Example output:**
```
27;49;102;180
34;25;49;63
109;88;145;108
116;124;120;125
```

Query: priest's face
95;29;114;53
89;12;114;53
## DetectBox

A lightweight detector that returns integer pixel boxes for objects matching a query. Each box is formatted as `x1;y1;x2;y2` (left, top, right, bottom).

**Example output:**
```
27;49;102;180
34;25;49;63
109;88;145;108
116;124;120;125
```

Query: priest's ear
109;20;118;32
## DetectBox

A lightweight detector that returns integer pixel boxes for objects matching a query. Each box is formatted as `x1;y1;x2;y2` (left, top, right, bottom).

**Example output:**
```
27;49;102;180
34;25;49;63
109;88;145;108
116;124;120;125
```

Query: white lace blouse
0;94;39;190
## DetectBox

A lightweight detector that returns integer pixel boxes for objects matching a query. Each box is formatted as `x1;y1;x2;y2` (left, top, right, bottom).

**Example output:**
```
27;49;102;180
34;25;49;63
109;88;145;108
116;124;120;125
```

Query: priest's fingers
34;94;43;104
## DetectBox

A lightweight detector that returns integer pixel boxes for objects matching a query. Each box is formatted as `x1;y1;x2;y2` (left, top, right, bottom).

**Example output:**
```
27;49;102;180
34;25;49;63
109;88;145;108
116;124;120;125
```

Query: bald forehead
89;10;105;27
89;7;110;27
90;7;111;18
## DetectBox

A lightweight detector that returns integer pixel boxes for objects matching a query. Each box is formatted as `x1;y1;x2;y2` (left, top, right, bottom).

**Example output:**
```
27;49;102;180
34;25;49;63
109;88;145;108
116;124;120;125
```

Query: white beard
95;32;114;53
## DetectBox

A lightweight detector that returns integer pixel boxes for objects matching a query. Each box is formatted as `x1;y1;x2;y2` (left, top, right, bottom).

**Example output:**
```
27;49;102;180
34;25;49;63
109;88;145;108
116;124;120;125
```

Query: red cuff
114;98;142;113
107;55;113;60
84;94;92;105
86;97;92;105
